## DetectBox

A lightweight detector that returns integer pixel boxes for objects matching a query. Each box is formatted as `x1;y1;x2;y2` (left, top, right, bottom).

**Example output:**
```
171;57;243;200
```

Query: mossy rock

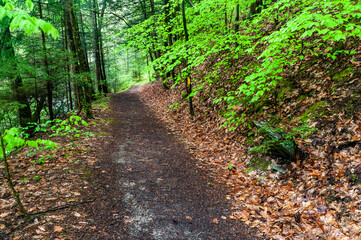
299;101;326;122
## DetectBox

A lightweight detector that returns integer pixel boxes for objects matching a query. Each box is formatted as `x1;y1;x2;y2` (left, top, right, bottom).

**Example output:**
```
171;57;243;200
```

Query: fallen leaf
211;218;219;224
74;212;82;217
53;226;64;232
124;216;133;224
38;226;46;232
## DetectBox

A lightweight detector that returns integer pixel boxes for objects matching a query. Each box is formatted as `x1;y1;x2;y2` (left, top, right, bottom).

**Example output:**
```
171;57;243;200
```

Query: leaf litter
138;62;361;240
0;102;112;239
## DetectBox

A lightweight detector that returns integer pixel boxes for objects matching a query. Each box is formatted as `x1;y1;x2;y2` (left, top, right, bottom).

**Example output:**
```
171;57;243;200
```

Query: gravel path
80;86;262;239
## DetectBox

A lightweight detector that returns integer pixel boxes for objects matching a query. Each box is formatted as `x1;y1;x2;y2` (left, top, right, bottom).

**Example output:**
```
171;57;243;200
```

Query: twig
17;199;96;217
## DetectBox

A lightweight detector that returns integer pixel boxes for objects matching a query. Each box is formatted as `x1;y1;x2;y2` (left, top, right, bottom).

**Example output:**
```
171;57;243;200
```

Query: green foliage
47;116;93;139
0;127;57;158
33;175;42;181
249;122;316;166
124;0;361;131
0;0;59;38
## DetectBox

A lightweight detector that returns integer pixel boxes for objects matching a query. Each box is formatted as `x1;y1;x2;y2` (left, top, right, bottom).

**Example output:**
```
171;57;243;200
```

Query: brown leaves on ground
138;81;361;240
0;103;112;239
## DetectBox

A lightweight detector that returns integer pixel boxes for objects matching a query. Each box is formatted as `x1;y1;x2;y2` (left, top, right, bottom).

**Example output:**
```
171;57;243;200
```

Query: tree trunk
38;0;54;120
249;0;263;19
99;28;108;93
92;0;102;94
0;23;32;128
1;136;31;221
235;4;240;47
181;0;194;118
235;4;240;32
64;0;93;118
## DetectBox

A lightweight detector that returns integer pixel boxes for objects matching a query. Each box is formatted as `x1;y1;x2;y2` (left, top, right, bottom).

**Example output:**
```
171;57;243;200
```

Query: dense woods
1;0;361;239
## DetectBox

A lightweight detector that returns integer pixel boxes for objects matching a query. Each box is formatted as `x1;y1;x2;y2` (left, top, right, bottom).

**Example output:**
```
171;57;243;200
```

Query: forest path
83;86;261;239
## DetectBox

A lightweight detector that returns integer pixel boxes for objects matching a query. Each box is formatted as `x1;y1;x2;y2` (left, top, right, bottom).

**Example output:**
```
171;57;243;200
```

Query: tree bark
181;0;194;118
92;0;102;94
1;136;31;221
235;4;240;47
249;0;263;19
64;0;93;118
0;23;32;128
98;2;108;93
38;0;54;120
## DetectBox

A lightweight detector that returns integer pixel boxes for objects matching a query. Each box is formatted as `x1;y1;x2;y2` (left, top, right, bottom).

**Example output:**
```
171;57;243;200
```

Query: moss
245;136;256;145
96;132;109;136
107;118;116;125
297;95;306;102
268;114;282;124
248;158;272;171
330;67;354;82
299;101;326;122
277;86;292;103
254;92;271;113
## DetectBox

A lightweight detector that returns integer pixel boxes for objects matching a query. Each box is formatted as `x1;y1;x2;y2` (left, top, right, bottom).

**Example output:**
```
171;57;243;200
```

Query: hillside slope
125;0;361;239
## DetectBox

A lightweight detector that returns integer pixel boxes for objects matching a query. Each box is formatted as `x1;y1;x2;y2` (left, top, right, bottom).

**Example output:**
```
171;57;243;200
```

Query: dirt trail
81;86;262;239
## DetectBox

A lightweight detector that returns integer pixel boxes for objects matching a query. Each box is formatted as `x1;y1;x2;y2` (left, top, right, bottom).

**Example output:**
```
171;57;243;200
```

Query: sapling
0;127;57;221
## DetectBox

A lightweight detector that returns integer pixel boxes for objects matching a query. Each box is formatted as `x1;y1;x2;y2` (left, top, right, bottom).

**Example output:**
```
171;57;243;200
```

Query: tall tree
38;0;54;120
92;0;102;93
99;0;108;93
0;23;32;128
64;0;93;118
181;0;194;118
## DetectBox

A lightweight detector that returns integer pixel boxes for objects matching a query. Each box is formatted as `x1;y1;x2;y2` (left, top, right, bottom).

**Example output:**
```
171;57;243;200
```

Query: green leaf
0;7;6;20
27;141;39;148
4;2;14;11
81;120;88;127
25;0;34;10
272;166;285;175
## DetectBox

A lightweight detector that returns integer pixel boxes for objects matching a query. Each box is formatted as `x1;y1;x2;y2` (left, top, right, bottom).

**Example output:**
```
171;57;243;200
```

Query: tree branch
109;12;131;28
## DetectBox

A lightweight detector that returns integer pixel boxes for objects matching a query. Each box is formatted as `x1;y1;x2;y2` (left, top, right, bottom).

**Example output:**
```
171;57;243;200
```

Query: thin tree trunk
1;136;31;221
235;4;240;47
92;0;102;94
181;0;194;118
99;29;108;93
78;10;90;72
39;0;54;120
126;50;129;73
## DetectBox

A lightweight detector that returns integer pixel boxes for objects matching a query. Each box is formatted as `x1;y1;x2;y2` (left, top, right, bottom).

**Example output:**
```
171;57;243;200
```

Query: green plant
33;175;42;181
0;127;57;220
249;122;316;168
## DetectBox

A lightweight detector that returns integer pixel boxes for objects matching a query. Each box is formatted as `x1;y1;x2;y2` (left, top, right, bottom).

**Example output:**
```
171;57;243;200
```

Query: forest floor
139;79;361;240
1;86;264;239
